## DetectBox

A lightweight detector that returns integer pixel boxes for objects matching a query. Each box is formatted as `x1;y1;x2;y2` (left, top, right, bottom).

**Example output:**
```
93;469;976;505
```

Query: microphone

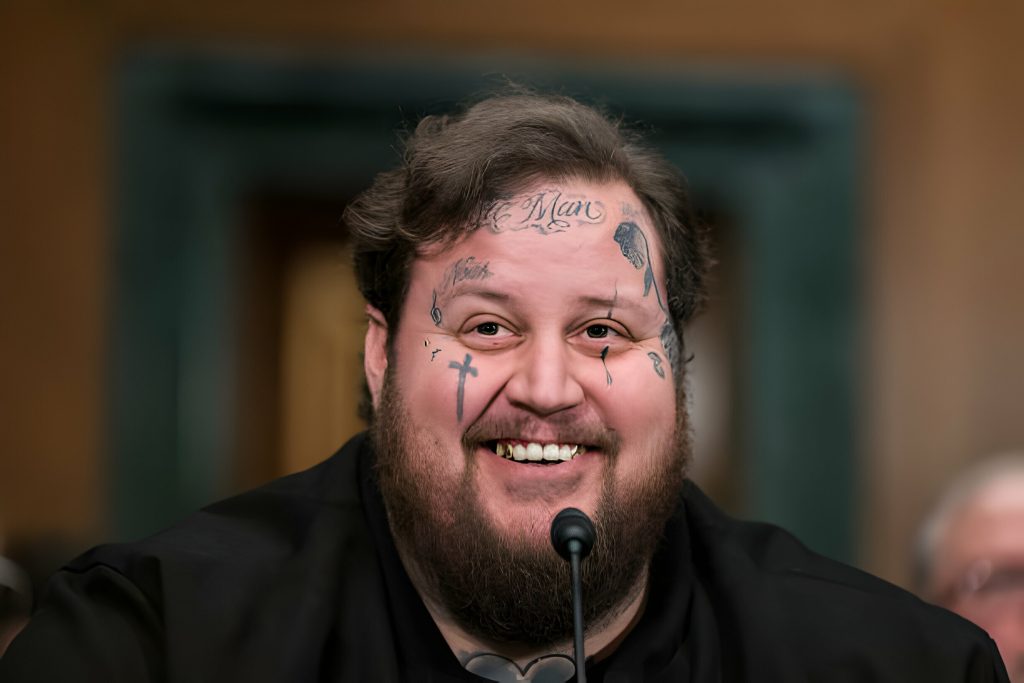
550;507;596;683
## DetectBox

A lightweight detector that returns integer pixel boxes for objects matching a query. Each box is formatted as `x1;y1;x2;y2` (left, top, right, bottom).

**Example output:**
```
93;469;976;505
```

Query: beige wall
1;0;1022;587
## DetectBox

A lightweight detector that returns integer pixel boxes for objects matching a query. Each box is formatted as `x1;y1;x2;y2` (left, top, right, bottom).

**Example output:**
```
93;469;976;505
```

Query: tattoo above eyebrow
432;256;493;324
600;345;613;386
482;188;606;236
648;351;666;379
441;256;492;292
448;353;478;423
462;651;575;682
613;221;667;314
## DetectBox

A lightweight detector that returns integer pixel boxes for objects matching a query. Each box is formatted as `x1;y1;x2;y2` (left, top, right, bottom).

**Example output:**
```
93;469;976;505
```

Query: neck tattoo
462;652;575;682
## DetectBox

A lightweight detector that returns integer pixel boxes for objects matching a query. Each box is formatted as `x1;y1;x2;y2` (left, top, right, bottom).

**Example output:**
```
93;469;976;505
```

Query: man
0;90;1008;681
917;454;1024;682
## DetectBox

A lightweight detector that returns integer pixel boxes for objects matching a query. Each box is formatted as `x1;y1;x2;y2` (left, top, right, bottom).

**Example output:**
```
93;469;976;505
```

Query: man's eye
586;324;610;339
476;322;501;336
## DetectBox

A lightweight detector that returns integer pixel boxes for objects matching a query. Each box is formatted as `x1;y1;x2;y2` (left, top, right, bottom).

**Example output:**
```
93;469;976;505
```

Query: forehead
415;179;662;277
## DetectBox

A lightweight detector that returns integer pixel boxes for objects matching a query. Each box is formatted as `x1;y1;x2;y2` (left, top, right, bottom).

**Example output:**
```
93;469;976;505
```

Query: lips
491;440;587;463
465;416;620;466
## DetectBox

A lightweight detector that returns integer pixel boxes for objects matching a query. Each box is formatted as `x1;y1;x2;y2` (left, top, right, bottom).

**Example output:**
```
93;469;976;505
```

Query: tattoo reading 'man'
484;189;606;235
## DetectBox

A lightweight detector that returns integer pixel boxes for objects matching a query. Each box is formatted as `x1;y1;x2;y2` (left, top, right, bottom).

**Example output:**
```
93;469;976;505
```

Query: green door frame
111;52;859;562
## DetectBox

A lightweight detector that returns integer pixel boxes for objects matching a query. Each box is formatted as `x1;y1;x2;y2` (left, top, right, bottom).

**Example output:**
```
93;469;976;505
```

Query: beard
372;371;690;648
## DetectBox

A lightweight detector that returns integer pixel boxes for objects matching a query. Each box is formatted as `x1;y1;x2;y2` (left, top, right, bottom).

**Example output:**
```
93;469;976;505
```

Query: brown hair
345;88;711;356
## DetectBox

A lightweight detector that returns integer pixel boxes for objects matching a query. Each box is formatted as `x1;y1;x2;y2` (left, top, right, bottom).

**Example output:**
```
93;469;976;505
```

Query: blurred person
0;89;1009;681
917;453;1024;682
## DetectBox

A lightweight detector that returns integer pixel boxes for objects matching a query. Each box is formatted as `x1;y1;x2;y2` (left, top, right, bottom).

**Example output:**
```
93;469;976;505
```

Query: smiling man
0;90;1010;682
366;179;687;670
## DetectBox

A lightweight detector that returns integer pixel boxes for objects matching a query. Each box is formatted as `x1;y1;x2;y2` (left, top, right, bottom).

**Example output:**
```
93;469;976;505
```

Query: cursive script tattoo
463;652;575;682
613;221;667;314
484;189;606;235
432;256;492;325
440;255;492;292
448;353;478;422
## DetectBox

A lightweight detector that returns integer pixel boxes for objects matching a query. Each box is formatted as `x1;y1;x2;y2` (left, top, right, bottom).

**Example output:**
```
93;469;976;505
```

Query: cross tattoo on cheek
448;353;478;423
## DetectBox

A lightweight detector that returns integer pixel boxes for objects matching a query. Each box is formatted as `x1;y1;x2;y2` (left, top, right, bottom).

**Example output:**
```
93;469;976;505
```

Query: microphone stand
550;508;596;683
569;542;587;683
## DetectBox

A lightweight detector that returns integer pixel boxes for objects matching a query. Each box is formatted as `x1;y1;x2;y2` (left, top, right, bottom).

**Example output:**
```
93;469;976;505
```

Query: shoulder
74;432;369;580
680;481;1009;681
0;434;381;681
51;434;370;637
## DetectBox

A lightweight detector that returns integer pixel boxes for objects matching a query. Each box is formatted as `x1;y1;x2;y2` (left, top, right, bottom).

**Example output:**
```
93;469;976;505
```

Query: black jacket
0;433;1008;682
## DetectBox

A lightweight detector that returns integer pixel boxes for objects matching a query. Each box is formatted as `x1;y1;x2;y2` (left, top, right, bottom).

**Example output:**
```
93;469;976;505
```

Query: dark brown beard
373;372;689;648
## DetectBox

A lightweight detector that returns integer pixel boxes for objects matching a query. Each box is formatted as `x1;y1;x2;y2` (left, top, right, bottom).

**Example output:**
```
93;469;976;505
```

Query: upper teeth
496;442;584;462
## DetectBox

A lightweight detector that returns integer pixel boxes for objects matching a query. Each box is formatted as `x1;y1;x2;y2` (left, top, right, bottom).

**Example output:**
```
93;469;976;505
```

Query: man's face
367;178;687;643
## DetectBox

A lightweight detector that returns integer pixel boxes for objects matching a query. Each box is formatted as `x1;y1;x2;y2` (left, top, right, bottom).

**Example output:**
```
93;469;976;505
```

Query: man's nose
504;336;585;416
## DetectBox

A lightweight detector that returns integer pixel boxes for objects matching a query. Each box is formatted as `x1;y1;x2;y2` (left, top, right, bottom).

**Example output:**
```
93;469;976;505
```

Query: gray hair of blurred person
914;451;1024;598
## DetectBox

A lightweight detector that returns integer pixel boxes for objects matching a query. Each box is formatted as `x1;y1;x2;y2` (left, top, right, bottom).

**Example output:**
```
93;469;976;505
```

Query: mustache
461;411;621;456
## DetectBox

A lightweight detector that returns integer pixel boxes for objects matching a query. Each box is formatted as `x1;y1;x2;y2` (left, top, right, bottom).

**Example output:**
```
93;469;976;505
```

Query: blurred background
1;0;1022;604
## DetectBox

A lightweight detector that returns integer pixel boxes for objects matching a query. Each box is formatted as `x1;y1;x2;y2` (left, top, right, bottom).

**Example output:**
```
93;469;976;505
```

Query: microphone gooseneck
550;507;596;683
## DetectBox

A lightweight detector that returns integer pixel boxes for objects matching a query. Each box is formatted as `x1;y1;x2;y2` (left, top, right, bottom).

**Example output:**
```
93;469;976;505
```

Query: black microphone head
550;507;596;561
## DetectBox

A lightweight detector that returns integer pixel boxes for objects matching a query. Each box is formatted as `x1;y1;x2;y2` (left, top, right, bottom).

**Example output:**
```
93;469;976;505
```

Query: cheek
600;352;677;426
394;337;507;427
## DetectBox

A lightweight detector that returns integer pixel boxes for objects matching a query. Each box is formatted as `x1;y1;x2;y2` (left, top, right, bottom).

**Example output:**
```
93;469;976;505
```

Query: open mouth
485;439;588;464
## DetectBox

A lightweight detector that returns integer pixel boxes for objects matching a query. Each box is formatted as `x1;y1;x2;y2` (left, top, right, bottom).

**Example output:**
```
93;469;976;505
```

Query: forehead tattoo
431;256;493;327
613;221;667;314
613;220;682;377
482;188;606;236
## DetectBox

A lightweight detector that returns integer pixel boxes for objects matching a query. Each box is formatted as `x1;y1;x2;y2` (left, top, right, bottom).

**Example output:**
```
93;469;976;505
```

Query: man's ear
364;304;389;410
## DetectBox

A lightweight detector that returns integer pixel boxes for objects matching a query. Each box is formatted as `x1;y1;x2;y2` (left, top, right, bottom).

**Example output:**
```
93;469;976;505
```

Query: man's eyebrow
447;287;650;314
446;284;512;303
576;295;646;313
